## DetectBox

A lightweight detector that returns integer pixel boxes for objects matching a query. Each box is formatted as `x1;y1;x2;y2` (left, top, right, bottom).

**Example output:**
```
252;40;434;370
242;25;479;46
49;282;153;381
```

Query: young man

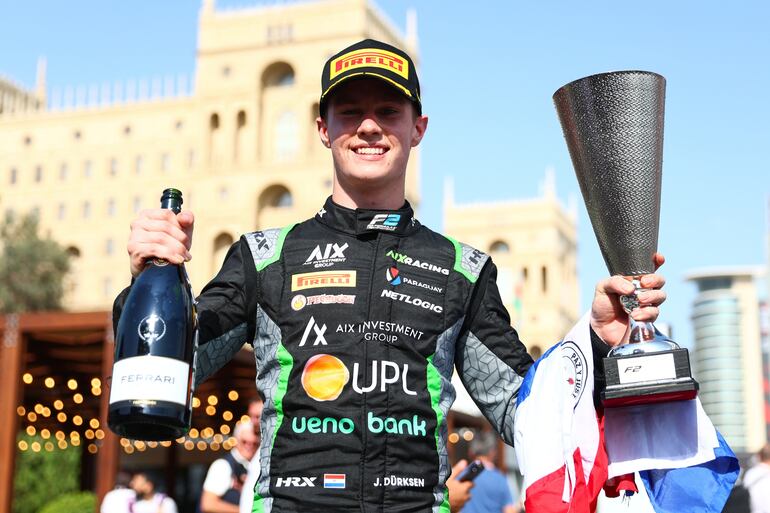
460;433;519;513
239;396;263;513
116;39;665;512
128;472;178;513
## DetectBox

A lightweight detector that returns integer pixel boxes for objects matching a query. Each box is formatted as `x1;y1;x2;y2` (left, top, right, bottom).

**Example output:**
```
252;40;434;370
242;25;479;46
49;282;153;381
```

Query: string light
207;395;218;406
223;411;233;421
124;445;134;454
462;430;474;442
240;415;249;423
192;397;201;408
95;430;105;440
42;407;51;417
57;412;67;423
213;434;224;444
44;442;54;452
89;419;100;429
120;438;131;448
228;390;239;401
196;441;207;451
147;441;158;448
160;441;172;448
184;441;194;451
53;400;64;410
18;441;28;451
211;442;221;451
175;437;186;444
134;441;146;451
206;406;216;416
40;429;50;439
45;378;55;388
26;426;36;436
87;444;98;454
67;379;78;390
448;433;460;444
73;415;83;426
73;393;83;404
23;373;33;384
27;412;37;422
92;387;102;396
189;428;199;438
31;442;41;452
220;425;231;435
56;431;66;441
85;429;95;440
91;378;101;388
202;427;214;439
71;438;81;447
34;404;44;414
58;440;68;450
17;406;25;416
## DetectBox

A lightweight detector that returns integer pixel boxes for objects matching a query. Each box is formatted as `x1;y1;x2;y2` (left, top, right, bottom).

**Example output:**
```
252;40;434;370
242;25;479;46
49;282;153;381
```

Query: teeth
356;147;384;155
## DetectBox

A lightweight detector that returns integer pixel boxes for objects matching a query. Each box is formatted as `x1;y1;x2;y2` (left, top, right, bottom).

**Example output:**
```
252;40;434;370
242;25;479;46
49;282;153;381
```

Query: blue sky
2;1;769;349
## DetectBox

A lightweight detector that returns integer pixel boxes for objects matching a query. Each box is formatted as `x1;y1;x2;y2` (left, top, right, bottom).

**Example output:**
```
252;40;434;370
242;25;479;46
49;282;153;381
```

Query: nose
357;115;382;138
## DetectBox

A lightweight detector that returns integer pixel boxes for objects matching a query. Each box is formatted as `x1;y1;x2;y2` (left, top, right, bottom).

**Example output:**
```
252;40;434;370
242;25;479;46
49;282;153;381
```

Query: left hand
590;253;667;346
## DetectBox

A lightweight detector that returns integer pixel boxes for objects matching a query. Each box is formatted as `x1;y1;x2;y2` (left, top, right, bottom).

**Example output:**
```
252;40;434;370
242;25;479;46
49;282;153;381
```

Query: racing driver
114;39;667;512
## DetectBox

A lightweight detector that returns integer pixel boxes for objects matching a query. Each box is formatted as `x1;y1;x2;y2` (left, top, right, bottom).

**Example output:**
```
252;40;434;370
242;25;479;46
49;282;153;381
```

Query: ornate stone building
0;0;421;310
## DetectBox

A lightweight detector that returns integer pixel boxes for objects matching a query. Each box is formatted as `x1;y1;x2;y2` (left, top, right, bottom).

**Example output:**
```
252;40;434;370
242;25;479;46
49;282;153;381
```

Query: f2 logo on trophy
554;71;698;407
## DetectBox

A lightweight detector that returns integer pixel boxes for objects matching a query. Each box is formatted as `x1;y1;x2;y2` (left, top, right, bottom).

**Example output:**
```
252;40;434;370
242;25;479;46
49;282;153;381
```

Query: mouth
353;146;388;157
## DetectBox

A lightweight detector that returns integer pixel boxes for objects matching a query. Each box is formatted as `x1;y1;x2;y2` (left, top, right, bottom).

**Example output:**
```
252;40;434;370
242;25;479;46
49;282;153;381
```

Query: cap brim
320;71;416;104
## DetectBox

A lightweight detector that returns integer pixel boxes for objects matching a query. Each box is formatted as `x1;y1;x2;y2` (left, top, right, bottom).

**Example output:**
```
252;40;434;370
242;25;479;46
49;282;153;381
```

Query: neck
331;175;406;210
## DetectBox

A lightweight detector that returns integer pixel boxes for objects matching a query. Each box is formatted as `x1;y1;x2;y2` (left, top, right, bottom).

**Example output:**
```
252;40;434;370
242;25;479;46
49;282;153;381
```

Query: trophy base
601;348;699;408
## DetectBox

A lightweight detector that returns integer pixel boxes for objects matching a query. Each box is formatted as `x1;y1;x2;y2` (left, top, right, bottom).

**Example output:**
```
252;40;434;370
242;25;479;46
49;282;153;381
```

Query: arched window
66;246;81;259
212;233;235;274
274;111;298;161
489;240;510;254
261;62;295;88
259;184;293;210
209;112;223;165
541;265;548;294
235;110;247;162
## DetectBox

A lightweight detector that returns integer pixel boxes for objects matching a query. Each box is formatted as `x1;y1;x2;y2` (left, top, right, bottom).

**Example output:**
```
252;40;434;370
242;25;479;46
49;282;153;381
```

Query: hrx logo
275;477;316;487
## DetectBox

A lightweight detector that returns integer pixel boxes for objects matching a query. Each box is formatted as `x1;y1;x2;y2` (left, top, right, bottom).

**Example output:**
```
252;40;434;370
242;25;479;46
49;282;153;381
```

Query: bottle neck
160;197;182;214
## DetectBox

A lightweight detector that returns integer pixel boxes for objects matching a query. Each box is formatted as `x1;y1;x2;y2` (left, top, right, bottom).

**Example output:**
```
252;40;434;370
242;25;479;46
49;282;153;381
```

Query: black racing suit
114;197;610;513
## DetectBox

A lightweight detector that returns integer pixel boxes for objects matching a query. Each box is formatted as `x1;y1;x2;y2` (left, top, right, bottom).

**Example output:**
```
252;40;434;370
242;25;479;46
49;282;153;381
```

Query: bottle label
109;355;190;406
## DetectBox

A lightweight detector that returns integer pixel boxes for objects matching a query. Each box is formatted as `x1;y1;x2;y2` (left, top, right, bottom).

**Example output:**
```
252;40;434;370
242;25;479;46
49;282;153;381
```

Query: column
0;315;23;513
94;314;118;512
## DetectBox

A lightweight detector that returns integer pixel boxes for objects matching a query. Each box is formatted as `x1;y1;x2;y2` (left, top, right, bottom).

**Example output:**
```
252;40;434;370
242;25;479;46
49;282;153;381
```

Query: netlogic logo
304;243;348;268
386;250;449;275
367;214;401;232
380;289;443;314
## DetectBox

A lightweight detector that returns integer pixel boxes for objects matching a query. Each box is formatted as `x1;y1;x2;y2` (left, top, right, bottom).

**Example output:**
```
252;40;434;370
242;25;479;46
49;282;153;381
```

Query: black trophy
553;71;698;407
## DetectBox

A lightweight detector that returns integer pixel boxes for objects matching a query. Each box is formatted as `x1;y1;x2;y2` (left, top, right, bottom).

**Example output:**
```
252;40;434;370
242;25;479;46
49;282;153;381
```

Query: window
103;277;112;298
9;167;17;184
105;239;114;255
109;158;118;176
84;160;92;178
107;198;116;217
541;266;548;293
489;240;510;254
187;150;195;169
59;163;68;180
161;153;170;172
57;203;66;220
219;187;228;201
83;201;91;219
135;155;143;174
133;196;141;213
274;111;298;161
34;166;43;183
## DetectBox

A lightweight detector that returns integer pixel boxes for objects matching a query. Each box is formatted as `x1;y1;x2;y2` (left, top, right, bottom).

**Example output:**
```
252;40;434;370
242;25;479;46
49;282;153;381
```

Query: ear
411;115;429;147
316;116;331;148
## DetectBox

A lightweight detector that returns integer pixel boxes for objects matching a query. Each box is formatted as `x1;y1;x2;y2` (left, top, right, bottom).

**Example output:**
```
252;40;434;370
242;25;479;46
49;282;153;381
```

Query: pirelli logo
330;49;408;80
291;271;357;291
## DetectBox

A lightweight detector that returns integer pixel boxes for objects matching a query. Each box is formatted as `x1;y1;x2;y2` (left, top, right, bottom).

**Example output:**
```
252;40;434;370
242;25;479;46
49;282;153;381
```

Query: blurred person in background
239;395;264;513
129;472;177;513
461;432;519;513
101;470;134;513
744;443;770;513
201;420;258;513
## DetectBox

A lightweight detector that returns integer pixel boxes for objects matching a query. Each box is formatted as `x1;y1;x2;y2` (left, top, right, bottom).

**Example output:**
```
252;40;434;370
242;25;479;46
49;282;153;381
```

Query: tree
13;434;81;513
0;212;70;313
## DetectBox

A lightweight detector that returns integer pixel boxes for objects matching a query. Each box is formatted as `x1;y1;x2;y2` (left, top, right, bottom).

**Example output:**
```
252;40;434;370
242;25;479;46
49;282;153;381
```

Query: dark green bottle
108;188;198;441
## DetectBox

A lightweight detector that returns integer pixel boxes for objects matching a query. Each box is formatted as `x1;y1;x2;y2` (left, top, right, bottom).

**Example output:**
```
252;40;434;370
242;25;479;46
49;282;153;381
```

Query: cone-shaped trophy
554;71;698;407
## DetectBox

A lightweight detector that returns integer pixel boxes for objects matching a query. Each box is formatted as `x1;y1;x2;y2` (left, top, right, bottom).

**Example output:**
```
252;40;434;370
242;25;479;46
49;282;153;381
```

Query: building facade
685;267;767;454
0;0;421;310
443;170;580;352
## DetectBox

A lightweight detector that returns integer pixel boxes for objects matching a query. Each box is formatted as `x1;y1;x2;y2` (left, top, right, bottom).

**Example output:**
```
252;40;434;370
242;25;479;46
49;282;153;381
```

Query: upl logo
301;355;416;402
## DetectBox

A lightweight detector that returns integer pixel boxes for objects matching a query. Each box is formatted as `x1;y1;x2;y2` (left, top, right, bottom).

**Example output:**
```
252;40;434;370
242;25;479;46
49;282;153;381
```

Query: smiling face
317;78;428;208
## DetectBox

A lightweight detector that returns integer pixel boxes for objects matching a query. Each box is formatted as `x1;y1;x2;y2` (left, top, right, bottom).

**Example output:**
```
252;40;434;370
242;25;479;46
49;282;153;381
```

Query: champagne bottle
108;188;197;441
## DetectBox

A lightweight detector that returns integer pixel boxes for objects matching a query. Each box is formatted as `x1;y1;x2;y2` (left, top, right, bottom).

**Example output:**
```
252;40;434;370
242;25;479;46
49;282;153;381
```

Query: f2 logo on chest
299;316;328;347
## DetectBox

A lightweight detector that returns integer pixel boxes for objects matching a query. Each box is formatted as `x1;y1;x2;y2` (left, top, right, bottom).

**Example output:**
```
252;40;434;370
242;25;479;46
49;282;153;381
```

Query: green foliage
0;212;71;313
38;492;96;513
12;434;81;513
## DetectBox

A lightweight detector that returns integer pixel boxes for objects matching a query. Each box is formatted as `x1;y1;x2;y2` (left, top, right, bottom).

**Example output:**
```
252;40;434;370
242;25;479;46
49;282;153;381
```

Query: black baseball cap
319;38;422;116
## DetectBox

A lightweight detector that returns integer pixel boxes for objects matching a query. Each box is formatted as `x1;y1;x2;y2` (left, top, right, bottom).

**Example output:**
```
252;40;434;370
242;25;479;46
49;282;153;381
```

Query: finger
637;289;667;307
450;459;468;477
597;276;636;297
138;208;183;225
630;305;660;322
653;252;665;271
178;211;195;251
133;219;190;247
132;240;187;263
639;273;666;290
130;234;190;263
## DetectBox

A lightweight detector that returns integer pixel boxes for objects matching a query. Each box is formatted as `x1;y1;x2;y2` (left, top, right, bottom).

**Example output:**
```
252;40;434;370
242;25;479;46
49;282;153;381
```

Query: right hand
447;459;474;512
127;209;195;278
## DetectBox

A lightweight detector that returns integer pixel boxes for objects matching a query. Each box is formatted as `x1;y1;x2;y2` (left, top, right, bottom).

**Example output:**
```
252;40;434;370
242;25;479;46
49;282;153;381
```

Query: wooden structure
0;311;258;513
